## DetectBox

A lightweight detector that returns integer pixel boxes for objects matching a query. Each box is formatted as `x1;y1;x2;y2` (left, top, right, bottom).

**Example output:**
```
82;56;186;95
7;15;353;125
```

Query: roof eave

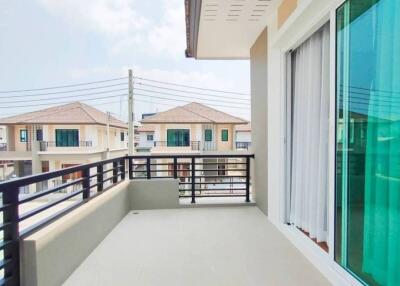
185;0;202;58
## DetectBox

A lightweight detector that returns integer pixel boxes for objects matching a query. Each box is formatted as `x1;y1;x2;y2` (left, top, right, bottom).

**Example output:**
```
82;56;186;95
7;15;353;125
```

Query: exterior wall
235;131;251;143
216;124;234;151
278;0;298;28
14;125;30;152
250;28;269;216
0;126;6;144
138;131;154;149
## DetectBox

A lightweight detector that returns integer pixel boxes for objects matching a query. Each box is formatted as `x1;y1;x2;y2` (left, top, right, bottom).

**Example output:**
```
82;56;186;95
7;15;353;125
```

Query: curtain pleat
290;23;330;242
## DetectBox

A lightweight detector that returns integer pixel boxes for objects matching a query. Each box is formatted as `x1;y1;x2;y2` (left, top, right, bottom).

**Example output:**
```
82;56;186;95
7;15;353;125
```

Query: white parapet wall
129;179;180;210
20;178;180;286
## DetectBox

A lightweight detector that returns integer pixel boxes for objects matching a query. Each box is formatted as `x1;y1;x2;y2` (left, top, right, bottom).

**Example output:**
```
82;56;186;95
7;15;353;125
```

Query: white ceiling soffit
196;0;280;59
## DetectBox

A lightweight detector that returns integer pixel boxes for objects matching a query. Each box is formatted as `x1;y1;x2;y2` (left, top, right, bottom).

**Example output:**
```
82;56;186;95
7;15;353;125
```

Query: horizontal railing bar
179;182;245;185
19;189;84;222
0;259;12;270
0;204;12;212
179;188;247;191
179;194;246;198
20;200;85;238
19;178;85;204
127;154;254;159
193;176;247;179
0;240;13;251
0;157;124;189
0;222;11;231
194;162;247;165
193;169;246;172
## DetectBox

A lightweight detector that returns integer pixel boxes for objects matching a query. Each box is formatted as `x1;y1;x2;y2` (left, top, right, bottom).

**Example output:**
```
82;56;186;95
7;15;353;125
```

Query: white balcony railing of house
153;141;200;151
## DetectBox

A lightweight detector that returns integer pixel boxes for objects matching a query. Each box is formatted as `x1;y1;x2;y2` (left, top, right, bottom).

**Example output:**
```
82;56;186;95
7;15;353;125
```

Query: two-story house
0;102;128;186
139;102;249;194
140;102;248;153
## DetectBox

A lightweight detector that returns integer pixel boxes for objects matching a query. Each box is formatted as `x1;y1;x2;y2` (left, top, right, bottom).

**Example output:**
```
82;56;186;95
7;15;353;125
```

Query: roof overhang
185;0;280;59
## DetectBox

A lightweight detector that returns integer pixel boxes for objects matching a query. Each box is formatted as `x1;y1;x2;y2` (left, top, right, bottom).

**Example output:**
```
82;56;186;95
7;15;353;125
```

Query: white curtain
289;23;330;242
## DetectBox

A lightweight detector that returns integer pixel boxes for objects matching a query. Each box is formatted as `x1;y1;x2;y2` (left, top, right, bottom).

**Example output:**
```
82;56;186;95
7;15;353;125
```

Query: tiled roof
0;102;127;129
141;102;247;124
235;123;251;132
137;126;155;132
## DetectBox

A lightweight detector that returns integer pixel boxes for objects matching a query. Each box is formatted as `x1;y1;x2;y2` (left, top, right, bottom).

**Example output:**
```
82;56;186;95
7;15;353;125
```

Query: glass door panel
335;0;400;285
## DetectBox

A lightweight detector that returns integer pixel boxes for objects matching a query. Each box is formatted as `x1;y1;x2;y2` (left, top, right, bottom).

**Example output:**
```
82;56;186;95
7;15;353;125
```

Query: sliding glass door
335;0;400;285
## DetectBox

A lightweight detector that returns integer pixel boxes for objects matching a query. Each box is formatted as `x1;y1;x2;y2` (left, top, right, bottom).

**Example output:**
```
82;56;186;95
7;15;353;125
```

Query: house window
147;134;154;141
120;132;125;141
335;0;400;285
20;129;28;142
55;129;79;147
167;129;190;146
221;129;228;142
205;129;212;141
36;129;43;141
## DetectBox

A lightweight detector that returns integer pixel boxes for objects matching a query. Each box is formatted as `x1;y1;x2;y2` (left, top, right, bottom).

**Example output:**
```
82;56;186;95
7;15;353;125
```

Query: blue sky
0;0;250;121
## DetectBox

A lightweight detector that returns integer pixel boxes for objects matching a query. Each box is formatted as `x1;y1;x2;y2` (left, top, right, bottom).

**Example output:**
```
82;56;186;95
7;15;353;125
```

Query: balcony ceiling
192;0;280;59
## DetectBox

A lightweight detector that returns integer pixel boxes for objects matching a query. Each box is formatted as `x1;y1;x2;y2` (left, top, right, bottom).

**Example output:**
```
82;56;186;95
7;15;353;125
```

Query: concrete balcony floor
63;207;330;286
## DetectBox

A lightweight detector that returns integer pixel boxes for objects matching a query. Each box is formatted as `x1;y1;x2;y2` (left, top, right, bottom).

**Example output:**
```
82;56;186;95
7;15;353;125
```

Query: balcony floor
63;207;330;286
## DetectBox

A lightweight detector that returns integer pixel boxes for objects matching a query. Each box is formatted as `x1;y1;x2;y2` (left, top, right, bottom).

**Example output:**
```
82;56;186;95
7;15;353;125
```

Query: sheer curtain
289;23;330;242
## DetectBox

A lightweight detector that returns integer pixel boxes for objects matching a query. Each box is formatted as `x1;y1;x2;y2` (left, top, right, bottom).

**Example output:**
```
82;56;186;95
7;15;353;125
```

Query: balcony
153;141;200;151
236;142;251;150
0;154;329;286
39;140;93;151
0;143;6;151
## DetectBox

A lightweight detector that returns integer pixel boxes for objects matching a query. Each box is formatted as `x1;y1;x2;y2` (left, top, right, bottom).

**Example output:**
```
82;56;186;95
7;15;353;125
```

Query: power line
0;94;127;109
0;83;127;99
0;88;128;104
0;99;128;119
0;76;128;93
134;77;249;96
135;82;250;101
134;92;250;110
134;87;250;106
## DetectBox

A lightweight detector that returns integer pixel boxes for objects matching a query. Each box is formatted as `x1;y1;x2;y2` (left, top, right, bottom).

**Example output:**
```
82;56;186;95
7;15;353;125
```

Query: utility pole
128;69;134;155
106;111;111;157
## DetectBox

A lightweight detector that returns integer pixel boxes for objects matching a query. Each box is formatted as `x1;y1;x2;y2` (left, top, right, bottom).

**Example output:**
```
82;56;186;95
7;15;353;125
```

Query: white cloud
38;0;185;58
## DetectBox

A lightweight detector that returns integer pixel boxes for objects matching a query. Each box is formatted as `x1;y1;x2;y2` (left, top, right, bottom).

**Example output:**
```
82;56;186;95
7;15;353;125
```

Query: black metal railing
153;141;200;151
39;141;93;151
0;143;7;151
0;153;253;285
236;142;251;150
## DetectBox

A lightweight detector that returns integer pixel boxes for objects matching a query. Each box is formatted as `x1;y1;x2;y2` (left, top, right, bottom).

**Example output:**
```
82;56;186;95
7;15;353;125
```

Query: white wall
138;132;154;148
250;28;269;216
0;126;6;144
235;131;251;143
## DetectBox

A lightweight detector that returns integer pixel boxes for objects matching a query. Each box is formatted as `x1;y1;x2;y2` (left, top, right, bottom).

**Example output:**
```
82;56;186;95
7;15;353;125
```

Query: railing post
129;158;133;180
2;184;20;284
113;161;118;184
120;159;126;180
191;157;196;204
82;167;90;199
245;156;250;203
173;157;178;179
97;164;103;192
146;157;151;179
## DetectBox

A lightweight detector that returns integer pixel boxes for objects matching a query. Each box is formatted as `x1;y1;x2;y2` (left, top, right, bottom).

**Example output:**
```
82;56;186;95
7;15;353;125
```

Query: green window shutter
205;129;212;141
167;129;190;146
221;129;228;142
55;129;79;147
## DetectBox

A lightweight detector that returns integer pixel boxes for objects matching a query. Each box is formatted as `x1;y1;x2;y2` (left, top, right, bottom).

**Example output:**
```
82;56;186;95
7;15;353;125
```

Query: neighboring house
235;123;251;150
0;102;128;183
139;102;249;190
135;125;154;152
0;126;6;150
185;0;399;285
140;102;248;153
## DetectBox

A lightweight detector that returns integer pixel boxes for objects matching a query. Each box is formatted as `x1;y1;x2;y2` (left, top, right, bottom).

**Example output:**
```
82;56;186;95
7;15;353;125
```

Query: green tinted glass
335;0;400;285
